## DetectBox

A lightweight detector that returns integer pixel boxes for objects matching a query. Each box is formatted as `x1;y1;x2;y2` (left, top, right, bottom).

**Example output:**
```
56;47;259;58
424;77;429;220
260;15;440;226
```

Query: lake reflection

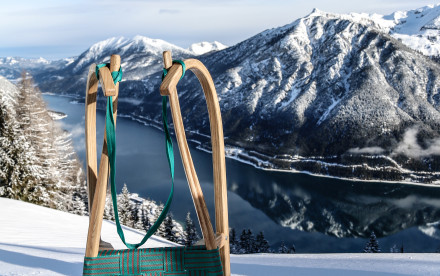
44;94;440;253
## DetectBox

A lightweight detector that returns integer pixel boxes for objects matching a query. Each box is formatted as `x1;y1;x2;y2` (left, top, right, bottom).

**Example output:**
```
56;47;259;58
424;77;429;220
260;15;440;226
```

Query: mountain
0;56;73;81
188;41;228;55
19;6;440;183
350;3;440;57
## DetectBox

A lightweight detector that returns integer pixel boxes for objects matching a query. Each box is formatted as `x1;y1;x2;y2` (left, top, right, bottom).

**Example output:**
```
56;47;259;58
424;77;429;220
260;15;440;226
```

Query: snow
349;4;440;56
188;41;228;55
2;198;440;275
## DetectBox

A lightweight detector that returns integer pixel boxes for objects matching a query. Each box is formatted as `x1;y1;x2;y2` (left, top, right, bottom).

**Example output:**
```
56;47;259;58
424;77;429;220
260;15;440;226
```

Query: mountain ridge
4;5;440;183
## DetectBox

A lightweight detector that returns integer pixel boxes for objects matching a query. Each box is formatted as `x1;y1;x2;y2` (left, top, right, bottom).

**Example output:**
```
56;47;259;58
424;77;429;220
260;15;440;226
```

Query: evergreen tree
278;241;289;254
184;212;200;246
255;231;270;253
0;73;87;212
155;203;166;237
289;244;296;253
135;203;151;232
247;229;256;253
229;228;240;254
104;194;115;220
117;184;133;226
131;202;139;228
364;231;381;253
164;213;179;243
239;229;249;254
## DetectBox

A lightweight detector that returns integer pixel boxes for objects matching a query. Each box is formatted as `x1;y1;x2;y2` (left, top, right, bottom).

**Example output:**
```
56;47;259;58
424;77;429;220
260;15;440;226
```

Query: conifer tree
278;241;289;254
131;202;139;228
155;203;166;237
117;184;133;226
229;228;240;254
104;194;115;220
135;203;151;232
255;231;270;253
184;212;200;246
247;229;256;253
164;213;179;243
363;231;380;253
289;244;296;253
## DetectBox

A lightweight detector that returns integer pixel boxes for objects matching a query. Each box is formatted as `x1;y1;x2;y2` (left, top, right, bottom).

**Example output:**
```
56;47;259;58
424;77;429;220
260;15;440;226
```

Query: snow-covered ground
1;197;440;276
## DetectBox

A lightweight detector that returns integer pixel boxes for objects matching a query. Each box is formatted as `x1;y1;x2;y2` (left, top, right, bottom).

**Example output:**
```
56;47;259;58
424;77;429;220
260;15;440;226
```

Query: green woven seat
84;246;223;276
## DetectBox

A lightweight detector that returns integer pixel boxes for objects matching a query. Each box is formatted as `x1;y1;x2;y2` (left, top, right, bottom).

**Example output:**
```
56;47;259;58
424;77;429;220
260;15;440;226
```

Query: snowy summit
188;41;228;55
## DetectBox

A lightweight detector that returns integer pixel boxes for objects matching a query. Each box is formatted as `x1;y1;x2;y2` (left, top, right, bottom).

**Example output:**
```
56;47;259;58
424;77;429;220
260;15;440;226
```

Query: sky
0;0;437;60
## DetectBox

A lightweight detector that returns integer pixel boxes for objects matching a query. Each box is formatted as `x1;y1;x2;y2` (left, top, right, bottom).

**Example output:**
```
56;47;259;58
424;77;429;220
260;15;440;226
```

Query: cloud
392;126;440;158
159;9;180;14
348;146;385;155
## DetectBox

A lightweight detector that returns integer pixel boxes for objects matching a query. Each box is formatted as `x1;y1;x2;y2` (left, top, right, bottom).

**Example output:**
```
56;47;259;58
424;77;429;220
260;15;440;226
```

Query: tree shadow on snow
0;247;82;275
0;242;83;255
231;263;408;276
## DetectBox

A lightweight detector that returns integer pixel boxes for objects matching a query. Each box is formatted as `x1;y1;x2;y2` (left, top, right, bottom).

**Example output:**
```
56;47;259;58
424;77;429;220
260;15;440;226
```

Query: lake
43;94;440;253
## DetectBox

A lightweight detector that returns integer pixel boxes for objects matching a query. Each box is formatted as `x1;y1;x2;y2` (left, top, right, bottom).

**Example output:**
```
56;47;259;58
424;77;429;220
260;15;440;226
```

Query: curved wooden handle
160;51;230;275
85;55;121;258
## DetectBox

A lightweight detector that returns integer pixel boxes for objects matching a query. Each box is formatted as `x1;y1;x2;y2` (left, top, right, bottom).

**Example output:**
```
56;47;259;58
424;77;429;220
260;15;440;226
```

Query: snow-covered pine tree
0;73;87;212
163;213;179;243
255;231;270;253
104;194;115;220
229;228;240;254
131;202;139;228
135;203;151;232
364;231;381;253
278;241;289;254
184;212;200;246
117;184;133;226
155;203;166;238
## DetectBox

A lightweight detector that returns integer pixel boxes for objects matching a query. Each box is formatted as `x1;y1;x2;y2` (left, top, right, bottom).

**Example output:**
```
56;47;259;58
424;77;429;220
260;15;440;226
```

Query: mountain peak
188;41;228;55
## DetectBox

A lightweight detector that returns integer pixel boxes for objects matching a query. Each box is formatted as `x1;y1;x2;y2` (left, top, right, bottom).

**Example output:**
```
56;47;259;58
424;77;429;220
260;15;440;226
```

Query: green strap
96;63;123;84
105;60;185;249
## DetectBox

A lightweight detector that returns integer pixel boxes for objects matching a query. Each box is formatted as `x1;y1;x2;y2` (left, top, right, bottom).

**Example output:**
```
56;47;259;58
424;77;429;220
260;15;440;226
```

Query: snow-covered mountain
0;56;73;81
16;5;440;183
188;41;228;55
349;4;440;57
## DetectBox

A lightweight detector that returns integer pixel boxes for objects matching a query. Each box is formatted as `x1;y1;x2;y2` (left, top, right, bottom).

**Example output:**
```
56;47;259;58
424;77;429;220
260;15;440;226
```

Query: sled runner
83;52;230;275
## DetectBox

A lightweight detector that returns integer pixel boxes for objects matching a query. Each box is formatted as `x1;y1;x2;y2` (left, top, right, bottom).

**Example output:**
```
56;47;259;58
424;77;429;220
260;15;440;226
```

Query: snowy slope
350;4;440;56
188;41;228;55
2;197;440;275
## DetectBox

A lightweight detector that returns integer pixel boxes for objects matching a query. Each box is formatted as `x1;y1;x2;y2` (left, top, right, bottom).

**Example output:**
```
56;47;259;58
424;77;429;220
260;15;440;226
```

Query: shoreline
43;92;440;188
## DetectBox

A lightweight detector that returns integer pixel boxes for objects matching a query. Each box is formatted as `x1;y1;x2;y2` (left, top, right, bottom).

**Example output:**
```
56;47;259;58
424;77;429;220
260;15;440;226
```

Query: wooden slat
98;66;117;96
85;55;121;258
160;51;231;276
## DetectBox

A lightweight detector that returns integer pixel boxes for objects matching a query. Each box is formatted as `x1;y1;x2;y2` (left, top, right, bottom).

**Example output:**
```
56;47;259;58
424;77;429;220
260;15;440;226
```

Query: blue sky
0;0;437;60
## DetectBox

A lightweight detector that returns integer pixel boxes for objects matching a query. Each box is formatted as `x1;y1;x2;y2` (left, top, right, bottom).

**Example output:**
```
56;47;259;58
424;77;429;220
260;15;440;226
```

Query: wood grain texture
85;55;121;258
98;66;116;96
161;51;231;276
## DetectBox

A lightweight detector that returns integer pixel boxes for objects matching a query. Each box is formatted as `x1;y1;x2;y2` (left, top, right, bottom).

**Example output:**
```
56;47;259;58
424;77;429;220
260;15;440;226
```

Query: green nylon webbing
104;60;185;249
95;63;123;84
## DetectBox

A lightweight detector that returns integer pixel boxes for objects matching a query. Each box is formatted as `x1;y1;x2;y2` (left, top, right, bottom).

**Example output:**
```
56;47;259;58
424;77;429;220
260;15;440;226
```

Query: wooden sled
160;51;231;275
84;53;230;276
